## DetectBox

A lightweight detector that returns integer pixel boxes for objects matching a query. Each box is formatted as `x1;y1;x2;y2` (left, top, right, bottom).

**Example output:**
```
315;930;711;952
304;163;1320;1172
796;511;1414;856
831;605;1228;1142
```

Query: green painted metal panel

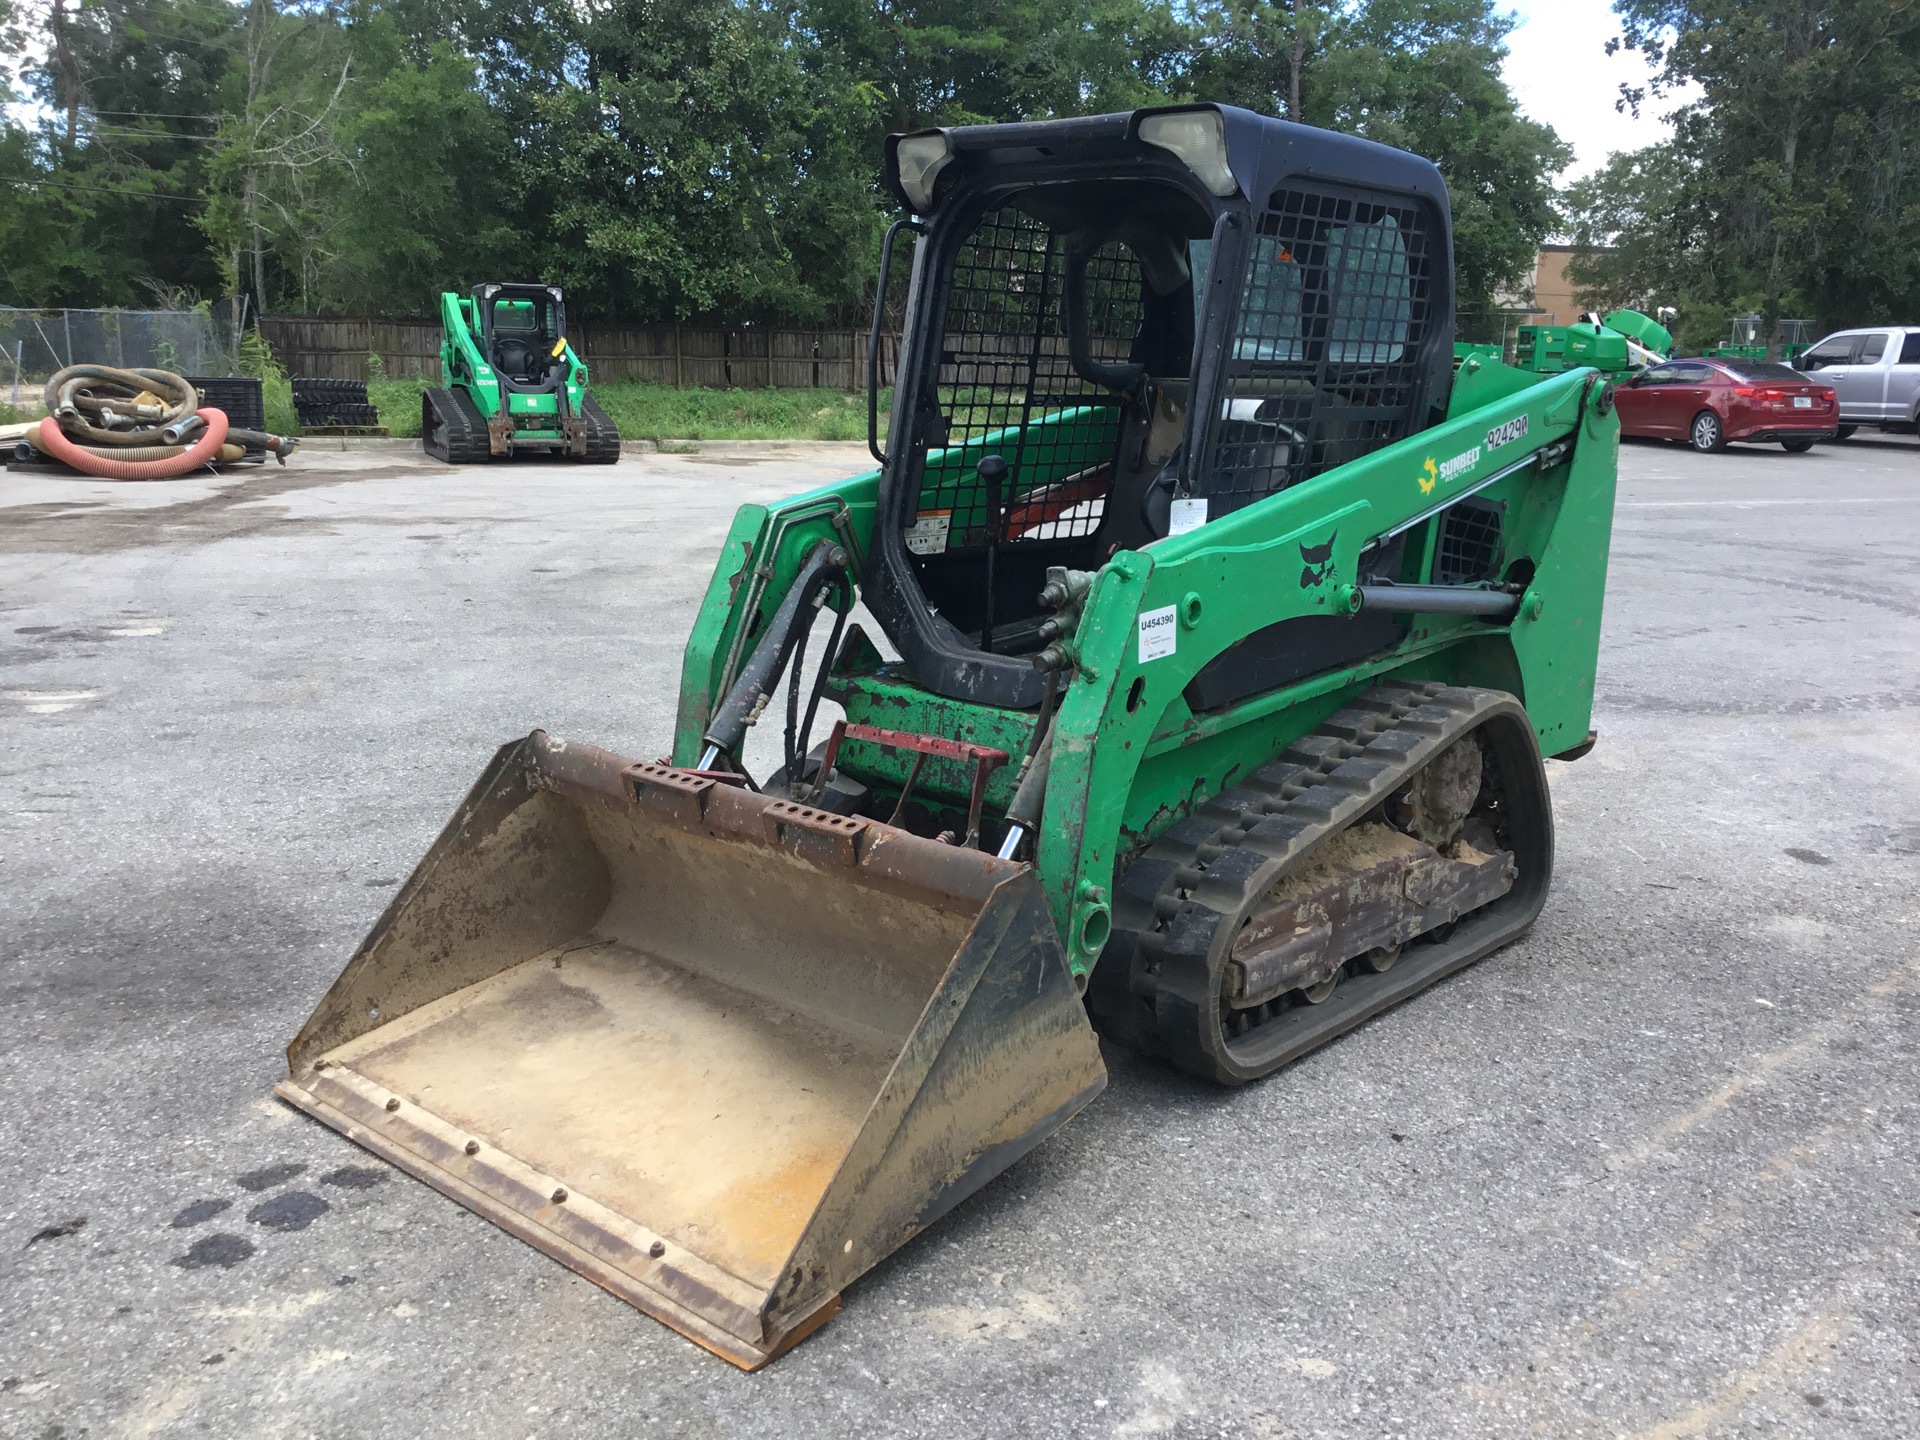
1030;367;1610;965
836;676;1038;810
666;364;1617;976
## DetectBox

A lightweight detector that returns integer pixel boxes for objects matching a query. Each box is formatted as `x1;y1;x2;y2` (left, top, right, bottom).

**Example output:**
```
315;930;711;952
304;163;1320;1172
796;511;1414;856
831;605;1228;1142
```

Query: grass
356;378;886;443
263;376;298;437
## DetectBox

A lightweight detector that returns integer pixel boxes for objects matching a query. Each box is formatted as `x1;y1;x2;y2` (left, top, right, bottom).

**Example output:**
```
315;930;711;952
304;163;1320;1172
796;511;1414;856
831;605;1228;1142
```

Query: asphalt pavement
2;431;1916;1439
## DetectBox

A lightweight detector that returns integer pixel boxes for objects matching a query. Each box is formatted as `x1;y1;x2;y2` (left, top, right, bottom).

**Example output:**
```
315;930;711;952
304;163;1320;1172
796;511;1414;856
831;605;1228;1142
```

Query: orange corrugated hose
33;408;231;480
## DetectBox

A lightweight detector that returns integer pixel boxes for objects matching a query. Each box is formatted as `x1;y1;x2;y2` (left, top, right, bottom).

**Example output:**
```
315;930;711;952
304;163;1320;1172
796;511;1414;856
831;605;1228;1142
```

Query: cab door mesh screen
911;206;1144;548
1434;498;1504;585
1204;185;1436;510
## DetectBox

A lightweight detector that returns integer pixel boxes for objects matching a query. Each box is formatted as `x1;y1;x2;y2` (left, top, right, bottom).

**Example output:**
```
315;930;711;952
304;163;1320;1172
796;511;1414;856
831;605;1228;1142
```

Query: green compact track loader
423;283;620;463
281;105;1623;1368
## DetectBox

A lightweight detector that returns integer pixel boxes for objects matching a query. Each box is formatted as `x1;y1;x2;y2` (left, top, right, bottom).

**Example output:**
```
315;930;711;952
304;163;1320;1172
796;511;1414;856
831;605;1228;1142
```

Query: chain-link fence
0;303;245;402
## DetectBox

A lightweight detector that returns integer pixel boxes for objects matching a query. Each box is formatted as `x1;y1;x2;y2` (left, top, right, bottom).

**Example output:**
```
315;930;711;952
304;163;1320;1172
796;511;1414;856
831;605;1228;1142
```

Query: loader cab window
903;182;1211;654
1199;185;1436;518
478;291;564;384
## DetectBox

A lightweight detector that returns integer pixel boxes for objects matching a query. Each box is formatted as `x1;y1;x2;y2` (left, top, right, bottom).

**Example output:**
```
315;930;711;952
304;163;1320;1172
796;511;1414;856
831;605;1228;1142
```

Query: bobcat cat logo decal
1299;532;1337;589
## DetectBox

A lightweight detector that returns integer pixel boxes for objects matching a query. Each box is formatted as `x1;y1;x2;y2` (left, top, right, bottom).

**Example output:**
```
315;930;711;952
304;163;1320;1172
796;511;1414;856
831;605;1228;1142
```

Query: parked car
1793;326;1920;438
1614;357;1838;453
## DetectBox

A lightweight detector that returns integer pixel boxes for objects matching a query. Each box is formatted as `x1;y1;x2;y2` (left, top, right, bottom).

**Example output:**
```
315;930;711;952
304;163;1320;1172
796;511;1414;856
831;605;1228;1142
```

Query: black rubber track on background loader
422;387;490;465
1088;681;1555;1085
580;393;621;463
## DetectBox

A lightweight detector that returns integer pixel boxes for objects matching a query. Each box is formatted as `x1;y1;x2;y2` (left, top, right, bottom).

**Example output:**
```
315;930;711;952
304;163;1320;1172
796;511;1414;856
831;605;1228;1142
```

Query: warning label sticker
905;510;951;556
1138;605;1178;663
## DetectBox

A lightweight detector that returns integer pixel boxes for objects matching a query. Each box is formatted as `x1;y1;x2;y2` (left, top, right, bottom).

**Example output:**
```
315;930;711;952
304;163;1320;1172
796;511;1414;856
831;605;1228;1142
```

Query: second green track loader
423;283;621;463
281;104;1622;1368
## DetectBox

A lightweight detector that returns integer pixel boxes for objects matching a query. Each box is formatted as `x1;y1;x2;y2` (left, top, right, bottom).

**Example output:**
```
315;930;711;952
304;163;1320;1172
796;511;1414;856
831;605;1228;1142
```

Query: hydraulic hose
996;718;1055;861
698;542;848;771
33;408;230;480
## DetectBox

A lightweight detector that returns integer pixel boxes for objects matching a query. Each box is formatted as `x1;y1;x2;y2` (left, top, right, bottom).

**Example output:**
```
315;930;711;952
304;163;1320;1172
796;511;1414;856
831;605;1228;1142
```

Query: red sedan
1614;358;1838;453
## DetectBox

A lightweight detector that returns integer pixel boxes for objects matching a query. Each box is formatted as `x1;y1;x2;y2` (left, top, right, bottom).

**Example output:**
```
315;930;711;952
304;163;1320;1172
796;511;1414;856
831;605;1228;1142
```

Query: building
1502;244;1587;327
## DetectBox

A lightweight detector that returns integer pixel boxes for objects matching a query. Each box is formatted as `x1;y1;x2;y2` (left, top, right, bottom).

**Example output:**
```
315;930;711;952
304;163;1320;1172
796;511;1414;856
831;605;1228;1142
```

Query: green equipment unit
422;283;620;463
1706;314;1813;364
1600;308;1673;366
1516;308;1670;375
281;105;1621;1369
1452;340;1504;370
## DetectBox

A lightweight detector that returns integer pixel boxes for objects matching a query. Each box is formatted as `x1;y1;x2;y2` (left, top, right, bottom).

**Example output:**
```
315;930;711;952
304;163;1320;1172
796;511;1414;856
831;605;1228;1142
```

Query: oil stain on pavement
169;1199;232;1228
247;1192;330;1232
171;1234;255;1270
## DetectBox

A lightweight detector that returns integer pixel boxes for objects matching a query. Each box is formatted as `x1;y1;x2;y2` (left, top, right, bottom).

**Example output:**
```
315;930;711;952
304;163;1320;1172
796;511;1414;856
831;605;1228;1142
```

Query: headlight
1138;110;1237;198
894;132;953;213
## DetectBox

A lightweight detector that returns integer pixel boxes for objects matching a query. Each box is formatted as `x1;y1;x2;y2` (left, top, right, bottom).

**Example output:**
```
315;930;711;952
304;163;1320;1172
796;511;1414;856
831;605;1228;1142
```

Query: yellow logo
1418;457;1438;495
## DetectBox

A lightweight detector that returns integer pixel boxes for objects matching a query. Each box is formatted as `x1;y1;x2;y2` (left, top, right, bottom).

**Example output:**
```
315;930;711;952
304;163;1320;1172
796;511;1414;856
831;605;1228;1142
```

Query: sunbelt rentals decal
1418;446;1482;495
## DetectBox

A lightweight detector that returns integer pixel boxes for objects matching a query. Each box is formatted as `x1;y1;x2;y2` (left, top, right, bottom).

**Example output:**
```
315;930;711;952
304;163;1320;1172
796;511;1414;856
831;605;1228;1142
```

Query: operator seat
493;337;539;381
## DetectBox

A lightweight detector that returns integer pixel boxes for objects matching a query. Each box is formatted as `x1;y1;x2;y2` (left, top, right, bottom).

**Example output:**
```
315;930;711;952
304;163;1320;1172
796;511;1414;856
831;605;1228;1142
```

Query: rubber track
291;378;370;404
1092;680;1546;1084
423;387;490;465
580;393;622;464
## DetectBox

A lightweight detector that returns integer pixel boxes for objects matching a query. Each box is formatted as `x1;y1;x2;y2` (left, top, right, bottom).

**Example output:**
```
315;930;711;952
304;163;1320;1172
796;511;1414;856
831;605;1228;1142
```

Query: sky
1500;0;1685;180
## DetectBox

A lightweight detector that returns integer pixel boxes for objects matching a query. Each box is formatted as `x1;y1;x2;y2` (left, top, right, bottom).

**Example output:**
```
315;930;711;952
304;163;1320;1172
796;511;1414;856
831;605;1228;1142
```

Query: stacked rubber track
422;387;490;464
293;378;378;429
1090;680;1553;1084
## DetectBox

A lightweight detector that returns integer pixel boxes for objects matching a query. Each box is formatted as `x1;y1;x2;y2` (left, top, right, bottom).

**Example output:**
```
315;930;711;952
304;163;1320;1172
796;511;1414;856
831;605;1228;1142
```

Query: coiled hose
35;408;231;479
46;365;198;444
33;364;297;480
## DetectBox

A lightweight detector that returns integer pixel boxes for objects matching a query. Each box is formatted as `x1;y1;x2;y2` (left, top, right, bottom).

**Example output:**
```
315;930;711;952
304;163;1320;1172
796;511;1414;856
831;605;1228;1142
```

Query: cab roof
883;103;1450;223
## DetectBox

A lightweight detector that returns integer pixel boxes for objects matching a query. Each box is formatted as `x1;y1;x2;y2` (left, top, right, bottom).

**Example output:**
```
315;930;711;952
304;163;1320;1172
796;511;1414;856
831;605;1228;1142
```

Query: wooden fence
259;315;899;389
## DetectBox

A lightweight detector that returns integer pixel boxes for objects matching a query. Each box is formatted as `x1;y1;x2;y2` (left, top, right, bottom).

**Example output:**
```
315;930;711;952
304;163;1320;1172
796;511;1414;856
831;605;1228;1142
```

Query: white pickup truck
1794;326;1920;437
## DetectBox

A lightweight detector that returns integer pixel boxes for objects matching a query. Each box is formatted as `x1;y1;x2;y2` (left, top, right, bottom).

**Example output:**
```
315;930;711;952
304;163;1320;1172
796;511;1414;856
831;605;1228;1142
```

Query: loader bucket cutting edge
276;732;1106;1369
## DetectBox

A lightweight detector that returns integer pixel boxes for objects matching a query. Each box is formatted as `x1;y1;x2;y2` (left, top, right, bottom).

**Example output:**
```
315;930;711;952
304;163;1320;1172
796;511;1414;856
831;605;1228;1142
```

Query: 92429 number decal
1485;414;1530;450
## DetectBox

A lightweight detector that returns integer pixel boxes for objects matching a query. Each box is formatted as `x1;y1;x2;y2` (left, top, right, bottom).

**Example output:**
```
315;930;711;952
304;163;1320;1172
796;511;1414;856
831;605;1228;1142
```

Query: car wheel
1690;410;1728;453
1781;438;1817;453
1833;425;1857;441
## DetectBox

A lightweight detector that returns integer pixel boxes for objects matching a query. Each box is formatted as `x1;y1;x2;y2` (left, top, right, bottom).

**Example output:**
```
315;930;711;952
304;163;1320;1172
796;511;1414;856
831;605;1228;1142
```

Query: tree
0;0;237;306
1560;142;1740;348
1178;0;1568;332
199;0;355;316
1608;0;1920;336
802;0;1179;139
0;0;1568;329
1183;1;1324;121
491;0;880;322
316;35;515;314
